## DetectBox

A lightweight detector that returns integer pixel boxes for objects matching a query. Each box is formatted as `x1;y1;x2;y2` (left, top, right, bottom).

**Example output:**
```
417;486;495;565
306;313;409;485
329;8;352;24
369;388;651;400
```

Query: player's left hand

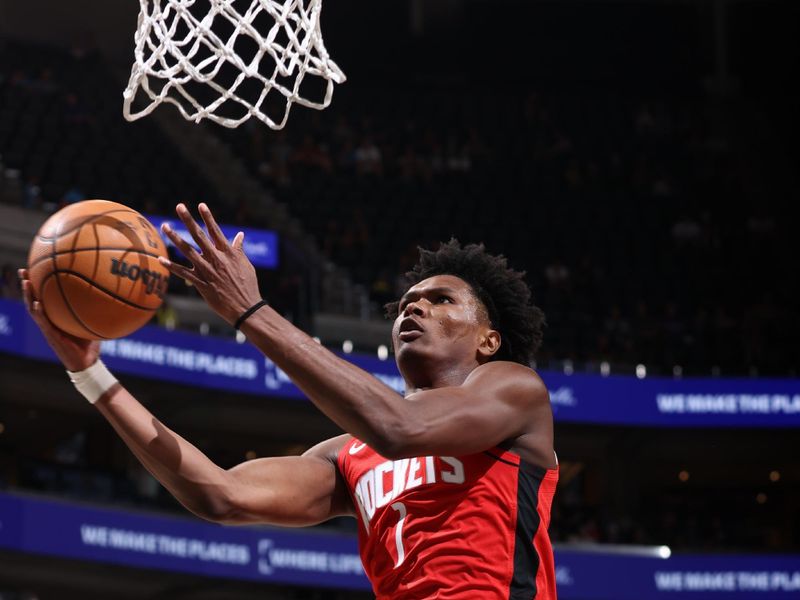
18;268;101;372
158;203;262;325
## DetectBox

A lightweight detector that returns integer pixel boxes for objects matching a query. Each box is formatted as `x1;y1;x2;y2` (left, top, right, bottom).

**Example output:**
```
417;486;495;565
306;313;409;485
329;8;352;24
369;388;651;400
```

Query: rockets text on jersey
352;454;465;529
338;437;559;599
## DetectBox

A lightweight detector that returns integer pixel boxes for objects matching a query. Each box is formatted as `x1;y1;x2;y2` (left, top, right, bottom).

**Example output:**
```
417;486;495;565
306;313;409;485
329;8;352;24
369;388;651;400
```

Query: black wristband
234;299;268;330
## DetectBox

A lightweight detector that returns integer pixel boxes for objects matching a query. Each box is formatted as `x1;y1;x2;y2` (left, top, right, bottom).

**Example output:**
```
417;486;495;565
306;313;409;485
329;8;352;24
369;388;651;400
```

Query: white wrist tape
67;359;119;404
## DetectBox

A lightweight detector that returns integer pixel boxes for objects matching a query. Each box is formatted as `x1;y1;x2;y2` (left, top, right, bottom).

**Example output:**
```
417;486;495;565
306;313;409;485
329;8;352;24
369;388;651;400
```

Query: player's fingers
232;231;245;251
198;203;229;250
21;279;78;345
161;222;204;267
158;256;203;287
20;278;34;313
20;280;46;324
175;203;215;256
17;269;33;312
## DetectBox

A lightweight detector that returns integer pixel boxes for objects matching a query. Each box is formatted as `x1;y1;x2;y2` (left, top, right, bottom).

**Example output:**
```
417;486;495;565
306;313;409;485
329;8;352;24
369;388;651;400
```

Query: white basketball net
123;0;346;129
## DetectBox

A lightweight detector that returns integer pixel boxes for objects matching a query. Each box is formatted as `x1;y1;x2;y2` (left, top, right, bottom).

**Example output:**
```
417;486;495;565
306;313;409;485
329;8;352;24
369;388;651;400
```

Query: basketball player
18;202;558;599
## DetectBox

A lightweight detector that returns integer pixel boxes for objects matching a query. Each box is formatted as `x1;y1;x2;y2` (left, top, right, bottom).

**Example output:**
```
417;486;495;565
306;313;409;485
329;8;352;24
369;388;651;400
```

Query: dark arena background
0;0;798;598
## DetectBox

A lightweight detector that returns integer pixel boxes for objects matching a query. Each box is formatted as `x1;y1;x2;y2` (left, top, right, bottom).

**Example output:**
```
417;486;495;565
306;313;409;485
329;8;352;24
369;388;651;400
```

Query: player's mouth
399;329;424;342
399;318;424;341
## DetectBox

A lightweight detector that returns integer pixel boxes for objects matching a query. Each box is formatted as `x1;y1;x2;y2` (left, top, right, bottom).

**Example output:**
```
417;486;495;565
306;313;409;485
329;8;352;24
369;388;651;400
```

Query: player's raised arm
158;205;551;465
157;203;411;449
18;269;353;527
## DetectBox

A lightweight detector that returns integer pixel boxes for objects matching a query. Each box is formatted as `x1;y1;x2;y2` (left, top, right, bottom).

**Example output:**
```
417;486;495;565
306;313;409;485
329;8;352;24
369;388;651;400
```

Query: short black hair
385;239;545;366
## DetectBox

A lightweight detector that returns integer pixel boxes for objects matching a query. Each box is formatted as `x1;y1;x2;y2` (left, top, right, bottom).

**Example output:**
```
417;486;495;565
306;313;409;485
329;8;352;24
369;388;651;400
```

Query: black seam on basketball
91;223;100;286
37;208;145;241
28;247;165;269
47;247;108;340
50;269;160;311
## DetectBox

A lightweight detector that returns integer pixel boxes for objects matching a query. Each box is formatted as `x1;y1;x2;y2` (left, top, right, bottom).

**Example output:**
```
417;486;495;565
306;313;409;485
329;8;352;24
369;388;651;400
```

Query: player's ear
477;329;501;362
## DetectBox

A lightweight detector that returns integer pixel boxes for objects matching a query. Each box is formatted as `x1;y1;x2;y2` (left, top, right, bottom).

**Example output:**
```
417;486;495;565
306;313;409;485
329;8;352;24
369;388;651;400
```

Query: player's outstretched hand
159;203;262;325
18;268;100;372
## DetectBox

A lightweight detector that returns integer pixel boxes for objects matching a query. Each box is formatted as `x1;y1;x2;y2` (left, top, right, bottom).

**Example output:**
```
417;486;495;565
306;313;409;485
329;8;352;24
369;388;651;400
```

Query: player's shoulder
464;360;549;404
466;360;546;388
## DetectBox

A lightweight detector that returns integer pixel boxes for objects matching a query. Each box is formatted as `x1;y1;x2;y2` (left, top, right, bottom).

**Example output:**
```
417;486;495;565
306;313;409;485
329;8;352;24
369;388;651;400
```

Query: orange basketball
27;199;170;340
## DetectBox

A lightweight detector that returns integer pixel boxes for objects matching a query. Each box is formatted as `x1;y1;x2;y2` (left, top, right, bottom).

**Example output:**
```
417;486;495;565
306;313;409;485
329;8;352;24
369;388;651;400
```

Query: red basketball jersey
338;438;559;599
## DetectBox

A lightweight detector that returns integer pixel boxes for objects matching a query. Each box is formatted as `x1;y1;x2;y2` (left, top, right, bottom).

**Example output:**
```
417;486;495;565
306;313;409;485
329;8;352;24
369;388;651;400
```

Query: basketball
27;200;170;340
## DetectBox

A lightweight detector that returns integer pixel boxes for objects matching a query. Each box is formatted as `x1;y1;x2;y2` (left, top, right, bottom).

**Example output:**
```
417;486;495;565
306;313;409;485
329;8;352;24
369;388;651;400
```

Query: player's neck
402;362;477;395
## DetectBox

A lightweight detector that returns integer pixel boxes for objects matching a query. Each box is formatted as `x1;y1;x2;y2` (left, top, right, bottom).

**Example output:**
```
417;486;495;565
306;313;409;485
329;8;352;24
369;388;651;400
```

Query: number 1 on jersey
390;501;407;568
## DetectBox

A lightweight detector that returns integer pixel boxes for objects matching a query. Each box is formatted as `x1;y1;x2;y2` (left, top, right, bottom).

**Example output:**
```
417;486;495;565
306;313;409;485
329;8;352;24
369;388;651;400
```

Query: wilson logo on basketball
110;258;168;297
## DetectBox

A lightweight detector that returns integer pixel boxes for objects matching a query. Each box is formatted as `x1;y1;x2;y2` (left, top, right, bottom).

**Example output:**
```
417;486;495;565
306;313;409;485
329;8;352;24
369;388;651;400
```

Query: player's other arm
18;271;353;526
220;435;353;526
96;388;353;526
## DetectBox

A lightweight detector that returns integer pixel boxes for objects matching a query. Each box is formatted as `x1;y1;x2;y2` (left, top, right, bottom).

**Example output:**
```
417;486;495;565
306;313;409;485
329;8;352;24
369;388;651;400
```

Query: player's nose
403;298;427;318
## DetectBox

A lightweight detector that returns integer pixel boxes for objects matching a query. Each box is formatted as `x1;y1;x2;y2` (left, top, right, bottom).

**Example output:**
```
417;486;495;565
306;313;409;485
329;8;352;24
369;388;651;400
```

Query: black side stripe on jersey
509;465;542;599
483;450;518;467
483;450;548;478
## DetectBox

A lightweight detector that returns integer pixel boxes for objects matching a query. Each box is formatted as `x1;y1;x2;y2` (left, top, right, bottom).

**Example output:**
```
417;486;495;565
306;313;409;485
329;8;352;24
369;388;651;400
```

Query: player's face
392;274;494;375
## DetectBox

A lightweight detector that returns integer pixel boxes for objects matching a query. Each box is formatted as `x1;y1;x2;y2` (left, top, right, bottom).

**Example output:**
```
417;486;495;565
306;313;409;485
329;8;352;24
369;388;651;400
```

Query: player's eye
437;295;453;304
